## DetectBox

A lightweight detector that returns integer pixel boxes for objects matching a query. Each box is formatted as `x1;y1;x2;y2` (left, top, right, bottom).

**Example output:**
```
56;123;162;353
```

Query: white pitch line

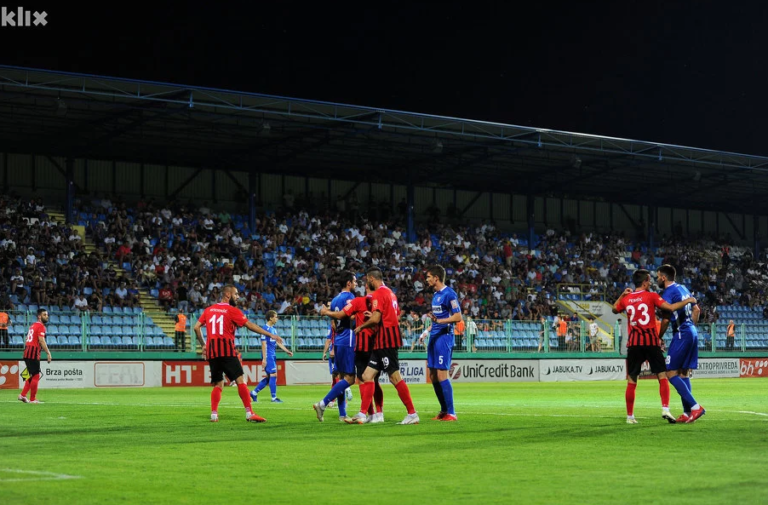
0;468;81;482
736;410;768;417
2;401;766;421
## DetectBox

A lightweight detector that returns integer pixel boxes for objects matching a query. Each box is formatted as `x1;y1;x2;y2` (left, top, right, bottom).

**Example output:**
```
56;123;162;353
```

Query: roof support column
65;157;75;225
526;187;535;251
248;171;258;235
406;178;415;243
754;214;760;259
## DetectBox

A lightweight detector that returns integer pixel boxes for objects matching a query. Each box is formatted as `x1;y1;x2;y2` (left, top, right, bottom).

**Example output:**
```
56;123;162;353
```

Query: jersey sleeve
260;335;267;342
371;289;384;314
34;323;46;340
229;307;248;327
197;308;207;324
343;297;363;316
650;292;666;308
615;296;626;312
446;290;461;315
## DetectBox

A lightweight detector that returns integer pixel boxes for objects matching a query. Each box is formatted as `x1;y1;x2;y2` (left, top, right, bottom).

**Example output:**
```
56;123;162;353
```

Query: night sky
4;2;768;155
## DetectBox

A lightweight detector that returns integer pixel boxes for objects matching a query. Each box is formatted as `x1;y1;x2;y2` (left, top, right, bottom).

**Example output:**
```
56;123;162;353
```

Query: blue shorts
666;330;699;371
264;356;277;375
328;355;337;376
427;334;454;370
334;344;356;376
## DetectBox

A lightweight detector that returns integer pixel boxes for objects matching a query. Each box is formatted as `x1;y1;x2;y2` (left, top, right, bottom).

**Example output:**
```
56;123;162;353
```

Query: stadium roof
1;65;767;214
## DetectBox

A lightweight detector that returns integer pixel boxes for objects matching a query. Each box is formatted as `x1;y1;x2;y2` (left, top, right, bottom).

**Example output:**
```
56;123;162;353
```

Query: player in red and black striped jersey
321;284;385;422
347;267;418;425
612;269;696;424
19;308;51;404
193;285;283;423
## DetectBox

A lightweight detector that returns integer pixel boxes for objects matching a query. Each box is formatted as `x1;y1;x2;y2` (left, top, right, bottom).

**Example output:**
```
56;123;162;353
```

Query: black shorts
355;350;372;379
209;357;244;384
24;358;41;378
626;345;666;378
367;348;399;375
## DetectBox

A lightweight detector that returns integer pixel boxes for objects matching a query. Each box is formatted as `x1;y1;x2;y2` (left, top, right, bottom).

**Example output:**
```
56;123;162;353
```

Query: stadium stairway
556;300;615;350
48;208;181;347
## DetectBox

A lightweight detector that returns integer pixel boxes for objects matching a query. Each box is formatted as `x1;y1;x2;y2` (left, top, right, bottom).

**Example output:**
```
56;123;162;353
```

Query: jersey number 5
626;303;650;326
208;314;224;335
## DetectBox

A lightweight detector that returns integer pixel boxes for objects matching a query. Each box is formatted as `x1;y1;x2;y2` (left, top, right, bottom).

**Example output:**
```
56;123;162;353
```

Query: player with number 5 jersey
612;269;696;424
194;285;284;423
420;265;462;421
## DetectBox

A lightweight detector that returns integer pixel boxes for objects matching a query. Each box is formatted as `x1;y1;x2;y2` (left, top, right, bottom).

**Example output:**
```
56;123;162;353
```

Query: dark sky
5;1;768;155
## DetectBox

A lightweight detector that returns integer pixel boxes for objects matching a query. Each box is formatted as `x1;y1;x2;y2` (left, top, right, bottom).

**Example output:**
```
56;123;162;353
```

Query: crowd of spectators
73;195;768;327
0;194;140;314
0;192;730;333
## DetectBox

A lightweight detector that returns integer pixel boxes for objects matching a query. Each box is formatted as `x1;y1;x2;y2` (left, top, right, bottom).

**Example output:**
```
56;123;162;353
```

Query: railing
2;309;767;354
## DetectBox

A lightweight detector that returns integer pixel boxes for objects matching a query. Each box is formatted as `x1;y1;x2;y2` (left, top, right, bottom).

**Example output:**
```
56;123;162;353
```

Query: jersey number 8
26;329;35;343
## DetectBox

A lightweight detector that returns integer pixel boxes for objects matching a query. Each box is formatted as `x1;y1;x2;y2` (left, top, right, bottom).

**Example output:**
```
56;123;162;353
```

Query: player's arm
39;334;52;363
320;303;347;320
322;337;331;361
433;312;462;325
193;320;206;359
691;304;701;324
611;288;632;314
355;310;381;332
660;297;696;313
244;320;284;345
276;340;293;357
261;339;267;368
658;314;671;340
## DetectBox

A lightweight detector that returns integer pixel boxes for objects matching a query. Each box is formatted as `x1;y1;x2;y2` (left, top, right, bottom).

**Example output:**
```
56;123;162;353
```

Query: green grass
1;380;767;505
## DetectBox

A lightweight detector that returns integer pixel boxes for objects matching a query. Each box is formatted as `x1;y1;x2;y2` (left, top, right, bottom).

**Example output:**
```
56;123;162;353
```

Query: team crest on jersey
450;300;459;310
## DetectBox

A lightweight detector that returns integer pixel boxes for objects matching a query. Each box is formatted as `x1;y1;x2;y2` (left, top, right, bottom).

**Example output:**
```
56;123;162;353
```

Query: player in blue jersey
656;264;706;423
313;271;357;422
419;265;463;421
250;310;293;403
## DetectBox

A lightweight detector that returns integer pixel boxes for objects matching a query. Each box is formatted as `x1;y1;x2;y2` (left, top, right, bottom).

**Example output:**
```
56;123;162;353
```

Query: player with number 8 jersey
194;285;284;423
612;269;697;424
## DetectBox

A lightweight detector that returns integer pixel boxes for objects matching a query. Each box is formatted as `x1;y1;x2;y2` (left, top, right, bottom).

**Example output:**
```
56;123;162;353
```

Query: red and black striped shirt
343;295;375;352
615;290;665;347
370;285;402;350
23;322;46;360
198;303;247;359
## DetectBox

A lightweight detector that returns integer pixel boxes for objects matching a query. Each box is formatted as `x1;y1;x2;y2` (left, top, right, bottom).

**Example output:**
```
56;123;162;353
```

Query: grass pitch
1;380;766;505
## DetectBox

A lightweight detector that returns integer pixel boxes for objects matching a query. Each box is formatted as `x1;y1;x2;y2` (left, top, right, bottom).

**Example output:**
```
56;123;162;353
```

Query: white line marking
2;401;766;421
0;468;82;482
736;410;768;417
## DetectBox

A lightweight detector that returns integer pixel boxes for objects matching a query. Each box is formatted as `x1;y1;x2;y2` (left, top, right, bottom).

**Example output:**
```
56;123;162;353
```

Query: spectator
74;293;89;313
158;283;174;310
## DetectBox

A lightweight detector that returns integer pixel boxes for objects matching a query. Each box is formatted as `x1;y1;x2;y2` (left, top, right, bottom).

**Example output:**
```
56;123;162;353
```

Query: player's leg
315;347;354;421
373;373;384;419
435;337;456;420
344;363;380;424
209;359;225;422
226;358;264;422
625;349;640;423
251;373;270;401
19;359;33;401
385;350;417;423
427;338;447;418
666;336;703;422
